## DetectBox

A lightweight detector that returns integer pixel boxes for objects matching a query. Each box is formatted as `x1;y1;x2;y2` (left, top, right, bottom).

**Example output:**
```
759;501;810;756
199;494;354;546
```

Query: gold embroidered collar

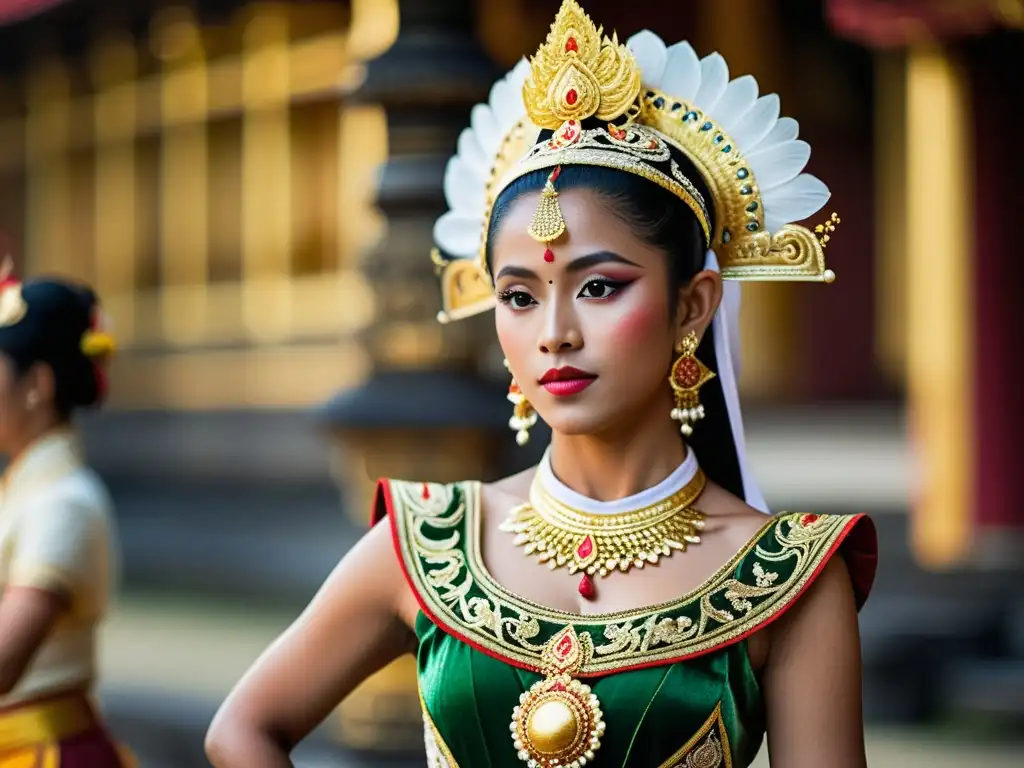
389;479;861;676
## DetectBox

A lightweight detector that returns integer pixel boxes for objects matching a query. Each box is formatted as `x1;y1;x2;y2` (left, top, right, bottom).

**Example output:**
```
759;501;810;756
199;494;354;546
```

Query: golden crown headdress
432;0;837;323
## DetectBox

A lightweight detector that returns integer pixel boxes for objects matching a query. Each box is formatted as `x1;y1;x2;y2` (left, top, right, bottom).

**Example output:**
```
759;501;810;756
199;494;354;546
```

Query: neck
2;421;66;464
547;401;686;502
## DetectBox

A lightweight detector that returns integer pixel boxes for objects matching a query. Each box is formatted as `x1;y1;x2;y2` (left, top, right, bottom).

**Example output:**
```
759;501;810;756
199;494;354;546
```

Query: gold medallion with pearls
510;626;605;767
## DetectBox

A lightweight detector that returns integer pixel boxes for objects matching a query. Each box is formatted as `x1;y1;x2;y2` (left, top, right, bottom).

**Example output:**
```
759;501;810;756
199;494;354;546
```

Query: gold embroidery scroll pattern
566;514;849;672
592;561;785;660
399;481;850;673
657;702;733;768
395;482;548;658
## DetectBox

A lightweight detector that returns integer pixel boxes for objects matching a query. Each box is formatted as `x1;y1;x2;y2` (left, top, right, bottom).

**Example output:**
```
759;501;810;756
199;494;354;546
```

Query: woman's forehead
491;188;661;269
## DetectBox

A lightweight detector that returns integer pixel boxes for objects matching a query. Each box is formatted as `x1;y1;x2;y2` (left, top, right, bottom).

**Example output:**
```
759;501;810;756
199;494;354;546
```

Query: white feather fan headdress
431;0;838;324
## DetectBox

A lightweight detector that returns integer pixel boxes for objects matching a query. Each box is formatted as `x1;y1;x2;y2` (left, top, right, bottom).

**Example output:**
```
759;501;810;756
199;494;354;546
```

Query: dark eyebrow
494;251;639;282
566;251;640;272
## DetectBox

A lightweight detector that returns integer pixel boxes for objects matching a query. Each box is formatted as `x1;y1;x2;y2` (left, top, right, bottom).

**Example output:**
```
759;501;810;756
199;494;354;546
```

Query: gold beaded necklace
500;464;707;599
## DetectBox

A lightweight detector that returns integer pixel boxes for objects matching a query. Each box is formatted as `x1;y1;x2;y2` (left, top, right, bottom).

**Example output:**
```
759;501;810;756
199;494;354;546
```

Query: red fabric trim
375;478;531;667
385;497;879;678
370;478;389;527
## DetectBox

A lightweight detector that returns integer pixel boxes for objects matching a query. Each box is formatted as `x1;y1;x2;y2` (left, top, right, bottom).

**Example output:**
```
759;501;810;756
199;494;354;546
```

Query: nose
537;298;583;354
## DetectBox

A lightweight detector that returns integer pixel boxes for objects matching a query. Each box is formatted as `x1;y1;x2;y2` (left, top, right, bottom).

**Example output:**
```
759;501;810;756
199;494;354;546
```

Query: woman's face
0;357;53;454
491;187;719;439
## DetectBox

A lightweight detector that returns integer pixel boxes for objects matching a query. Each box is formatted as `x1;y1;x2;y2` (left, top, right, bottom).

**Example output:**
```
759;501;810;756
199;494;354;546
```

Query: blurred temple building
0;0;1021;754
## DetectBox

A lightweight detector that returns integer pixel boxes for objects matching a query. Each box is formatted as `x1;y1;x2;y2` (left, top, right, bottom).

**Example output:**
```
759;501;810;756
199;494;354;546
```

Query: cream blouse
0;430;118;705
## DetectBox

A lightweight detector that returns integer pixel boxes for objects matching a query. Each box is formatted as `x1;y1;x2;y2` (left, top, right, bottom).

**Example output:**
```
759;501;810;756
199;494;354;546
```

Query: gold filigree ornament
510;627;606;768
501;466;707;599
521;0;641;128
431;0;841;325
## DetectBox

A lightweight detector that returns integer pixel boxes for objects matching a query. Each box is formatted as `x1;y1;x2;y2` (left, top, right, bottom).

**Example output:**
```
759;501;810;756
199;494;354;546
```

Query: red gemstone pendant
543;248;555;263
576;536;594;559
578;574;595;599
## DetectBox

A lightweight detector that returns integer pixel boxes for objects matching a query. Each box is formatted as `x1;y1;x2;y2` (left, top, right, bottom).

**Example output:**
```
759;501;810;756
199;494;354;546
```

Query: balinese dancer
207;2;877;766
0;262;131;766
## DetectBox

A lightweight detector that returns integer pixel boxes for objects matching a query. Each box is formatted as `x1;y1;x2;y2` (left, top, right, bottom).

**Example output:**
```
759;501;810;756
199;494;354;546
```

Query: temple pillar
317;0;508;751
903;44;973;568
827;0;1023;568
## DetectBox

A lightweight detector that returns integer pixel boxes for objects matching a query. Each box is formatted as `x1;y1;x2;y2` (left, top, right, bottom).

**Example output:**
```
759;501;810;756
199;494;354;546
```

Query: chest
417;627;765;768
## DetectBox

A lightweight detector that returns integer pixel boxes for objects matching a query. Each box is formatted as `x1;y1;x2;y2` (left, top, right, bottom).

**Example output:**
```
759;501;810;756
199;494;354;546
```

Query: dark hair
486;164;746;501
0;278;106;418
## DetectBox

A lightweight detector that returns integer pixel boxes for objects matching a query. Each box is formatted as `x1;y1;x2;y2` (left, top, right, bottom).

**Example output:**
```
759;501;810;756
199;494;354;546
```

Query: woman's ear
674;269;723;339
25;362;56;410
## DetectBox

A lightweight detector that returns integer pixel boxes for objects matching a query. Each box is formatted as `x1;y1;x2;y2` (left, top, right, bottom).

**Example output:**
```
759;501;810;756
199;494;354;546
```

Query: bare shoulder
346;516;419;628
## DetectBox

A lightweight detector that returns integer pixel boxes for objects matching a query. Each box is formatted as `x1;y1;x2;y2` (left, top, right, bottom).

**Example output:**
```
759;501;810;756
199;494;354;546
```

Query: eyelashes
497;277;635;310
497;289;535;309
578;277;630;299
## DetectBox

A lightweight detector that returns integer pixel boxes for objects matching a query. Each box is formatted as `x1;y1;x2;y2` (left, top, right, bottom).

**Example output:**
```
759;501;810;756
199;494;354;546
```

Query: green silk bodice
374;479;876;768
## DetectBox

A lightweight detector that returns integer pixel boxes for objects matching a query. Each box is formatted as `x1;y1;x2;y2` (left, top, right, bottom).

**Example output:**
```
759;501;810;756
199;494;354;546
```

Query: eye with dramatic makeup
576;276;632;300
496;288;536;310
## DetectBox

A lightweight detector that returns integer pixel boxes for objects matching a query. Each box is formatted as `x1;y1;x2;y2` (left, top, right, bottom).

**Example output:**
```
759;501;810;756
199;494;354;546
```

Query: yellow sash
0;696;95;766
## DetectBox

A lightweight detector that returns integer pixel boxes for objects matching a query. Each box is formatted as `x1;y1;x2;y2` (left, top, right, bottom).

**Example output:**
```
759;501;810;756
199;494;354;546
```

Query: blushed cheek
604;301;667;348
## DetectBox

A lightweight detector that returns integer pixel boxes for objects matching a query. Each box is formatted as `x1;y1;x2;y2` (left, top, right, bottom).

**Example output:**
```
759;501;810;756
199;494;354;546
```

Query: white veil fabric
704;250;768;513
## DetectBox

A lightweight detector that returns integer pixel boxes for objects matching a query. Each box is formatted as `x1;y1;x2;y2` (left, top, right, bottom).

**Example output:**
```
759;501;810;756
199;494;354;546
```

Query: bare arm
205;521;416;768
763;556;867;768
0;587;65;694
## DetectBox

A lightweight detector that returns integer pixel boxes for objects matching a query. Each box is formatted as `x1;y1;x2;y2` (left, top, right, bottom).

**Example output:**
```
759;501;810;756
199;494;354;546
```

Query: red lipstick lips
539;366;597;396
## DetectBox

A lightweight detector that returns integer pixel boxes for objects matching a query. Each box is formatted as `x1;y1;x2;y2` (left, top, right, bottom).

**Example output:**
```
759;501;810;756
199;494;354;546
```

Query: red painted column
967;33;1024;545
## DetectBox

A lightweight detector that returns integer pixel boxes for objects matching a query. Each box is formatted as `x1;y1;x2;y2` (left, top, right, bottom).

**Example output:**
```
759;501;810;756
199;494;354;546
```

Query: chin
542;409;619;438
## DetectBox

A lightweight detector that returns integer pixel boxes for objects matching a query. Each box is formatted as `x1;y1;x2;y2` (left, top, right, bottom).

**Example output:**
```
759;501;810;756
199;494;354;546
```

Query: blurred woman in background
0;260;131;767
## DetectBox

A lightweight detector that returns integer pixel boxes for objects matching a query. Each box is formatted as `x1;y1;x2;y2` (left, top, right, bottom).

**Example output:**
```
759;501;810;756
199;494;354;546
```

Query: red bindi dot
543;248;555;263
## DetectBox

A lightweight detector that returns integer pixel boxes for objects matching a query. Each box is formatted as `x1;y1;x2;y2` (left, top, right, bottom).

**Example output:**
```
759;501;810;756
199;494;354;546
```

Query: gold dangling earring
669;331;715;437
504;359;536;446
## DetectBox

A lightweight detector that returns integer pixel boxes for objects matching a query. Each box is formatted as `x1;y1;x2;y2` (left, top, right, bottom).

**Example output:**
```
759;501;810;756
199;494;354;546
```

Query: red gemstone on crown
566;88;578;105
578;574;595;599
576;535;594;559
565;37;578;53
543;248;555;263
